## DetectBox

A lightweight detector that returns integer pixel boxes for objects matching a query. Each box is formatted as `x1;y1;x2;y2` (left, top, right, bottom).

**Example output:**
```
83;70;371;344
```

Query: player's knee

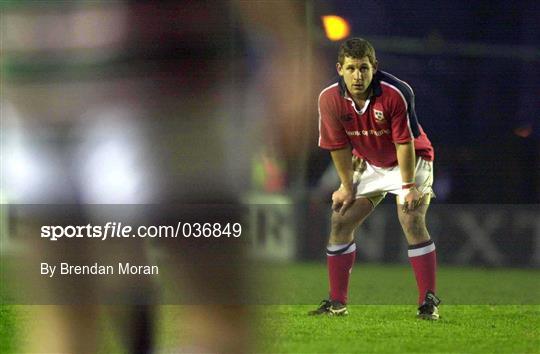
331;213;353;232
330;213;355;240
400;215;427;237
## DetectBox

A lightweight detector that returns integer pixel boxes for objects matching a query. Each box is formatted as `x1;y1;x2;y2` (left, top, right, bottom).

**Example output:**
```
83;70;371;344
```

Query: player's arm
395;141;421;211
331;147;354;191
318;90;354;214
330;147;355;215
395;141;415;184
390;83;423;211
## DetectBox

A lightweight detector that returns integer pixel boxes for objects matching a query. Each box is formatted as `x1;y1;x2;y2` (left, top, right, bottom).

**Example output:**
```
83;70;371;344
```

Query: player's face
337;56;377;100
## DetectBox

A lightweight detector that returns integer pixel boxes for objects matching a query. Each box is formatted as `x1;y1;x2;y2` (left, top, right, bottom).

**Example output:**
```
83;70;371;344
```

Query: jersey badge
374;109;385;123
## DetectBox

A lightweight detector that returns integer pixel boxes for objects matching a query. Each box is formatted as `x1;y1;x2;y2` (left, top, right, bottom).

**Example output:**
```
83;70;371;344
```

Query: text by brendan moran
41;262;159;277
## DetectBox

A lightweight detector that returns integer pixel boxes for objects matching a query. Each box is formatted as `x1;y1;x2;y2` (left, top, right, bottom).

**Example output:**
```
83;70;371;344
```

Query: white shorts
351;157;434;206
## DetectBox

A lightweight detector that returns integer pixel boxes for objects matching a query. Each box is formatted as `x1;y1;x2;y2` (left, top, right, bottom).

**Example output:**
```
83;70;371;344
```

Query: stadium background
1;0;539;353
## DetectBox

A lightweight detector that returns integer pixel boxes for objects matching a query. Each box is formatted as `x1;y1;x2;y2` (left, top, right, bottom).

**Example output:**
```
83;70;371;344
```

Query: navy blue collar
338;71;383;98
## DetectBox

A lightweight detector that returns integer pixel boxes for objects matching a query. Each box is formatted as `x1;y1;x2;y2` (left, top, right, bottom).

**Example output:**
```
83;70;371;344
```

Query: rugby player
309;38;441;319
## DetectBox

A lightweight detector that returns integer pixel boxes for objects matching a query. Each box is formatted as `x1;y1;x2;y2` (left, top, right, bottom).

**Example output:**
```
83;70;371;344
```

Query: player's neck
351;88;372;107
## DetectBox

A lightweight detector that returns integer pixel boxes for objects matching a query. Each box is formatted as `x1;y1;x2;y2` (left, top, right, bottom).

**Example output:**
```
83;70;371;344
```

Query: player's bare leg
329;197;374;245
309;197;374;316
396;195;431;245
396;195;440;319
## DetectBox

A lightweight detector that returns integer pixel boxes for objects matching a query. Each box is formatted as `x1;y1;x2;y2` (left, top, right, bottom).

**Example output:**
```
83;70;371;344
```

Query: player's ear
373;60;379;73
336;62;343;76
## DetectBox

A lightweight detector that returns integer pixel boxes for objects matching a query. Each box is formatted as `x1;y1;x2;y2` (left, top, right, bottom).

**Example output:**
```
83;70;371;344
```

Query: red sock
327;242;356;304
408;240;437;304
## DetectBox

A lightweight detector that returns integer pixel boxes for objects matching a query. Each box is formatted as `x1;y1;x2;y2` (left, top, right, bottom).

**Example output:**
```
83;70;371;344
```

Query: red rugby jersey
318;70;434;168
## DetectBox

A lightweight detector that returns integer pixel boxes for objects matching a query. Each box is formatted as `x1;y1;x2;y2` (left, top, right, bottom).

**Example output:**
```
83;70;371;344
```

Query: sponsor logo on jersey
346;129;390;137
339;113;353;122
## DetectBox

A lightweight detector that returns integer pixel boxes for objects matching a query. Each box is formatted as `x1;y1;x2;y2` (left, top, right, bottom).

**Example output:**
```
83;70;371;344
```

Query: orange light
322;15;350;41
514;125;533;138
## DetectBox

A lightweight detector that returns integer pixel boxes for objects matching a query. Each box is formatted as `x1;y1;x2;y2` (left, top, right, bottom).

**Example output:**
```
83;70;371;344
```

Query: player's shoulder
318;81;340;102
376;71;415;106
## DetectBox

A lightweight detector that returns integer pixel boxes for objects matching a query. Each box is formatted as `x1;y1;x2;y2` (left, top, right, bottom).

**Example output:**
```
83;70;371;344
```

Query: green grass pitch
249;262;539;353
2;263;539;353
256;305;539;353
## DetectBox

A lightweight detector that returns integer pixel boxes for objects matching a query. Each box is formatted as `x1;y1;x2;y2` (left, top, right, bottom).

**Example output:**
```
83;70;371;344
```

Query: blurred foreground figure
309;38;441;320
2;0;321;352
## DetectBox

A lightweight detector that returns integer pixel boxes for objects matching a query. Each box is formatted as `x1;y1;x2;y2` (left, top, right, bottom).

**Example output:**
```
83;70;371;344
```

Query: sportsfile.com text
41;222;242;241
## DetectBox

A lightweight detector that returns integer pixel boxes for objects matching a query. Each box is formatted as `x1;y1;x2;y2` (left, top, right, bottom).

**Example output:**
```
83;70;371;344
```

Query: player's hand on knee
332;187;355;216
402;187;423;213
